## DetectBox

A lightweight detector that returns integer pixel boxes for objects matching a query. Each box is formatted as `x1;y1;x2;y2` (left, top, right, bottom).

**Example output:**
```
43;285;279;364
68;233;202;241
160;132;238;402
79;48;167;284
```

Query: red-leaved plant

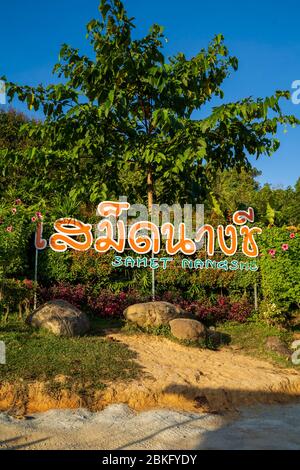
38;283;253;324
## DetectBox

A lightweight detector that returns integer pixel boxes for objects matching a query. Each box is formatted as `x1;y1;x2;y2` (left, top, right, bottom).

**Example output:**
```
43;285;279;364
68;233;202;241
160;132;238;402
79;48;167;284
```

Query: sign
35;203;262;271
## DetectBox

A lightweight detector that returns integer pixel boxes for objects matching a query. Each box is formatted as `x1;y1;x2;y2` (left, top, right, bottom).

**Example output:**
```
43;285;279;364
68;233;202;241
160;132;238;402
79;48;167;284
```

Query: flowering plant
0;200;46;318
259;300;286;326
0;201;32;278
259;227;299;316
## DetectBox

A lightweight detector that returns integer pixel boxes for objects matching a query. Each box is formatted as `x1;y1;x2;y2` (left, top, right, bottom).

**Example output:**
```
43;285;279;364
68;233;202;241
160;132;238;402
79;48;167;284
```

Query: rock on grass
27;300;90;337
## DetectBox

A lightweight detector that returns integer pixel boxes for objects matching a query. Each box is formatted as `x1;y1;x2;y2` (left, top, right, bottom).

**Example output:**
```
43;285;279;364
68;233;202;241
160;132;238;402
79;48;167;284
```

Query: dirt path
100;332;300;412
1;332;300;414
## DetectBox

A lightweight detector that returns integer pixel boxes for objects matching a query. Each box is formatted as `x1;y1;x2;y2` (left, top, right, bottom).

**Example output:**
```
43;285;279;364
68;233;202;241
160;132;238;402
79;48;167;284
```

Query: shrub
39;283;87;309
0;278;34;320
259;227;300;316
37;247;260;302
38;249;116;288
0;202;36;278
228;299;254;322
37;284;253;324
87;289;147;317
259;299;287;326
38;283;148;317
159;293;251;325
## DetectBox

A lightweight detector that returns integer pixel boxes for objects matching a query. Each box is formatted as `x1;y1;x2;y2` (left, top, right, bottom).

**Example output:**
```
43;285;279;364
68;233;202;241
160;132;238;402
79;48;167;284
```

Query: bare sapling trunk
147;167;154;215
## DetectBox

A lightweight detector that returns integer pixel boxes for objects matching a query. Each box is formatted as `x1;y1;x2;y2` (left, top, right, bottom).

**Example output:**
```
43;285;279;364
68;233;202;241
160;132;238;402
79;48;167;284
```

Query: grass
0;315;298;404
220;320;296;368
0;316;140;397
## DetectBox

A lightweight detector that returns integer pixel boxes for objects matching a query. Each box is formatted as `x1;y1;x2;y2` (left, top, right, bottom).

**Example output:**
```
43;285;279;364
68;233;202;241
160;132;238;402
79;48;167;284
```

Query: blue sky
1;0;299;188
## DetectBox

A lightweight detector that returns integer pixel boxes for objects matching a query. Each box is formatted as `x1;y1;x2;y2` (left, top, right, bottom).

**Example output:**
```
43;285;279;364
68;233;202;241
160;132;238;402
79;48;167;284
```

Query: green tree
287;178;300;225
1;0;298;212
0;108;33;150
0;109;42;205
253;181;300;227
207;167;260;223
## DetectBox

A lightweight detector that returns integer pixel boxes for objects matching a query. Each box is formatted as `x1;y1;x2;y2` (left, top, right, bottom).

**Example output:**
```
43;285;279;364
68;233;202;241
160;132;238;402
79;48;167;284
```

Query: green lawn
220;321;295;367
0;317;140;396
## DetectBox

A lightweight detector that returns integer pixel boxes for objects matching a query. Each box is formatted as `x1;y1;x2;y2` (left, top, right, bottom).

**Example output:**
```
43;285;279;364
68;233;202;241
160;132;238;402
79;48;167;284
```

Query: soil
1;332;300;414
1;332;300;450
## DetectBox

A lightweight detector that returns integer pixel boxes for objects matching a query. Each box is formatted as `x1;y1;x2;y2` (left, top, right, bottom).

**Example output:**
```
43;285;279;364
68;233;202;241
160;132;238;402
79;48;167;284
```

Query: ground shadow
116;415;207;450
116;385;300;450
206;330;231;348
0;435;49;450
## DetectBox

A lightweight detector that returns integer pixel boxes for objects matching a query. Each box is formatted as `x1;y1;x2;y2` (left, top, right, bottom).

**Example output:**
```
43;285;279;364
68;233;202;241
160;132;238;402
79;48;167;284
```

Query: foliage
205;169;300;227
38;249;116;287
0;108;34;150
1;0;298;209
259;300;287;326
177;296;253;325
38;283;252;324
259;227;300;316
39;283;147;317
87;289;146;317
35;247;260;302
0;278;34;322
221;321;296;368
0;201;37;279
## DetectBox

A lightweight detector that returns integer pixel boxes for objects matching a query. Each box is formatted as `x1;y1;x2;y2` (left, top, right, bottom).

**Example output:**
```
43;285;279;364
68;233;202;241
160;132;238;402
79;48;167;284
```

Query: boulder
27;300;90;337
265;336;291;358
207;328;231;347
169;318;207;341
290;313;300;328
124;301;184;328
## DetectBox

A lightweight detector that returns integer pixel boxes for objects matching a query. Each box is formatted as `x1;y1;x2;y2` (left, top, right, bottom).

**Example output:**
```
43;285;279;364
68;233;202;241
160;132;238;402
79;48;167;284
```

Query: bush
259;227;300;317
38;283;148;317
38;284;253;324
228;300;254;322
259;300;287;326
38;249;116;288
0;202;36;278
0;278;34;319
39;283;87;309
171;296;252;325
37;248;259;303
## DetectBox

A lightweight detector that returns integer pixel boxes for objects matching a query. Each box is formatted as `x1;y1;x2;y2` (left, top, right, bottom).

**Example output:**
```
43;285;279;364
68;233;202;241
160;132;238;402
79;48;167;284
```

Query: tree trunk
147;167;154;214
147;166;156;302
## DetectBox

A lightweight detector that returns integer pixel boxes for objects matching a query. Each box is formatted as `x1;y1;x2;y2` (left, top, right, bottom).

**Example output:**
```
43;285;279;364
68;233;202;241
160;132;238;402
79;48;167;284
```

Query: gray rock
265;336;291;357
169;318;207;341
124;301;184;328
27;300;90;337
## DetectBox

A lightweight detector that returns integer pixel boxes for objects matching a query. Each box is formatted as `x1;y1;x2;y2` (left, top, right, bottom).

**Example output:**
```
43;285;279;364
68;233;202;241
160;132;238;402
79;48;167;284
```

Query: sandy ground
0;403;300;450
101;332;300;412
1;332;300;414
1;332;300;449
